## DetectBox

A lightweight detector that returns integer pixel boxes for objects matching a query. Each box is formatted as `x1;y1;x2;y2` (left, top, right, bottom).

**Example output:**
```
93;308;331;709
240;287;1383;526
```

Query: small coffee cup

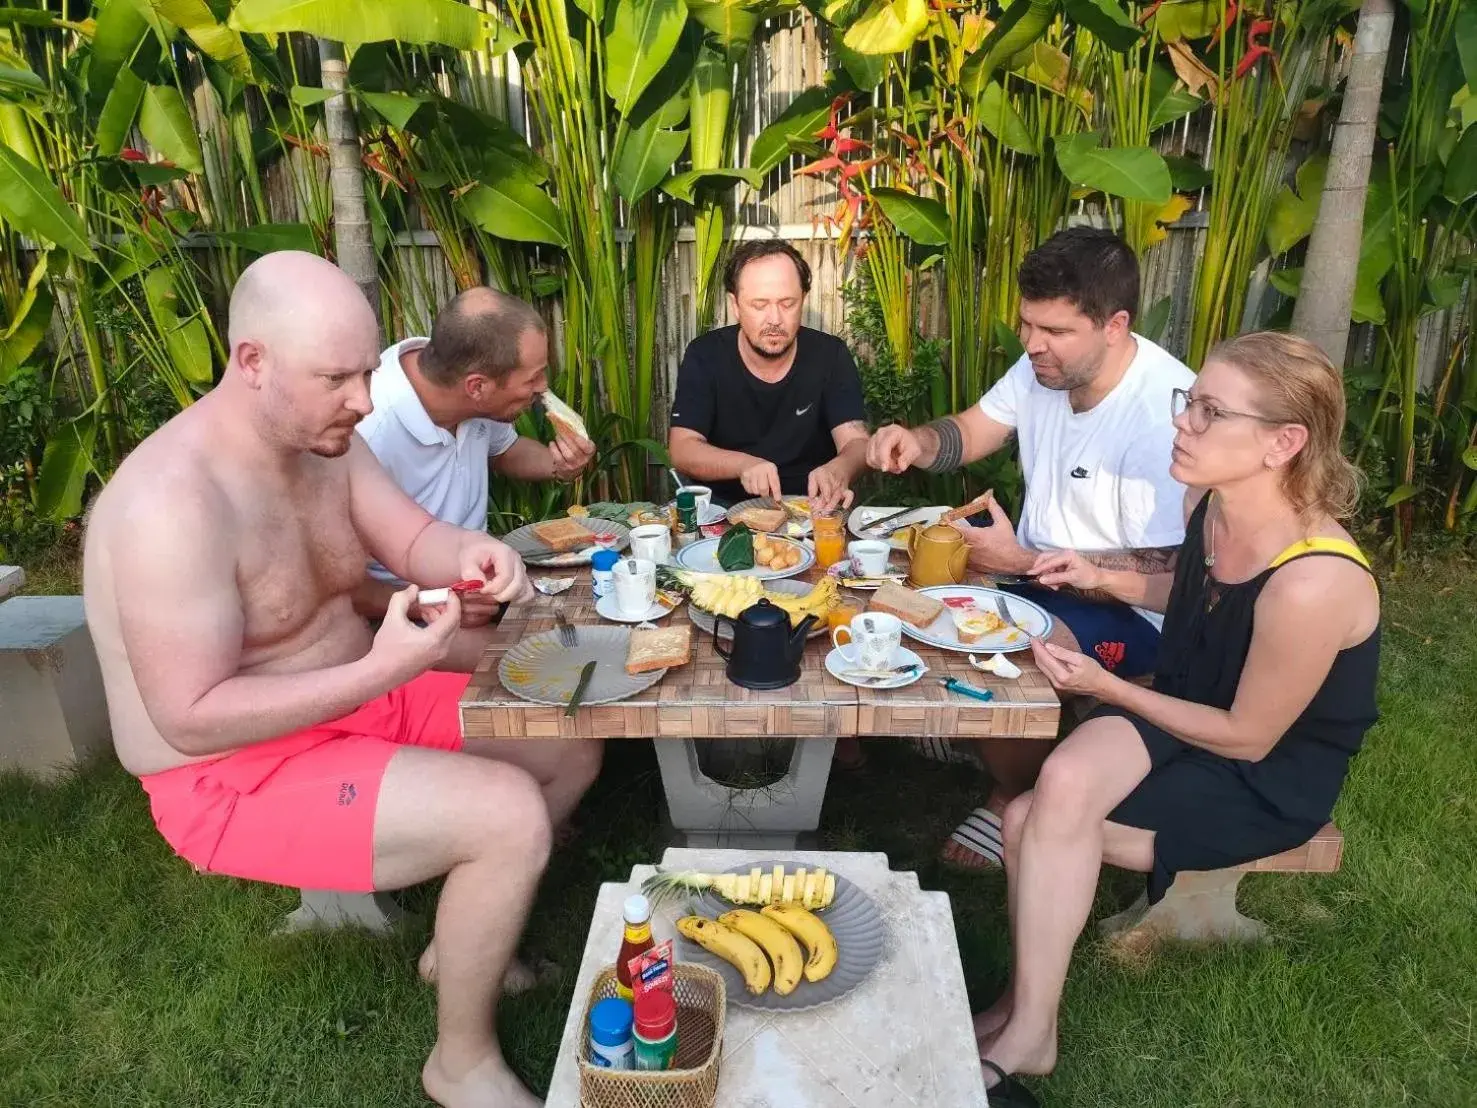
677;485;712;519
612;557;656;616
629;523;673;564
832;612;903;670
847;539;892;578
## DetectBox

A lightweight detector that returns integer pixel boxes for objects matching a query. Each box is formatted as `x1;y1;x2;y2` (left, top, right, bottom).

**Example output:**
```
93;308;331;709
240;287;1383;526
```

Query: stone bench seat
1101;823;1344;944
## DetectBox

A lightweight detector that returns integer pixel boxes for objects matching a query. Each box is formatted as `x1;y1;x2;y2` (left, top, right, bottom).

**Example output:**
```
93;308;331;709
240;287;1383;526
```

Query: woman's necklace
1203;499;1219;568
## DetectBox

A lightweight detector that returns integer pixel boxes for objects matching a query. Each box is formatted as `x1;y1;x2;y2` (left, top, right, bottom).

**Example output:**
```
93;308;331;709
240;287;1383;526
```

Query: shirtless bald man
83;251;591;1107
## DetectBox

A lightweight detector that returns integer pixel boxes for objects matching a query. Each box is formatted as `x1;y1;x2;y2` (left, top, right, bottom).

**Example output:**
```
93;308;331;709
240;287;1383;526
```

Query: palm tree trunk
316;37;380;325
1289;0;1394;367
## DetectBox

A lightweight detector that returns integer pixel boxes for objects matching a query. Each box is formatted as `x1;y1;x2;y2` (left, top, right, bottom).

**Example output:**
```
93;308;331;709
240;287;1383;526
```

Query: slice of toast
539;390;589;441
938;489;994;526
734;506;787;533
868;581;945;628
531;517;595;553
626;625;691;674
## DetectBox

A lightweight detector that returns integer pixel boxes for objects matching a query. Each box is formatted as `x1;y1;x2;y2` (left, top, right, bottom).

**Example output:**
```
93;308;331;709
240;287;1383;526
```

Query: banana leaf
717;524;755;570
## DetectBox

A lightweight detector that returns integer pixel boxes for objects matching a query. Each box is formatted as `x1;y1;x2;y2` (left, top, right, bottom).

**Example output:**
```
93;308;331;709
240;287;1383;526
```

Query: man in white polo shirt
356;287;594;669
867;227;1195;869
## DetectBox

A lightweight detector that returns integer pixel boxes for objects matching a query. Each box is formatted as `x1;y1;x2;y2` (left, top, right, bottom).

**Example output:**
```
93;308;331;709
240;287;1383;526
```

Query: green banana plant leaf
980;81;1037;154
615;117;689;204
1443;123;1477;204
1149;0;1221;43
95;68;148;156
461;178;568;246
0;64;44;96
1146;65;1201;132
841;0;928;55
140;84;205;174
35;414;97;521
1053;132;1171;205
1060;0;1139;51
88;0;152;111
661;167;762;203
689;44;732;170
605;0;688;114
216;223;318;254
1265;154;1326;255
835;41;886;89
960;0;1059;99
748;85;835;174
0;144;96;260
148;0;252;77
1458;4;1477;92
358;90;430;131
0;253;50;386
230;0;487;48
686;0;760;44
871;187;948;245
143;266;214;386
628;40;696;129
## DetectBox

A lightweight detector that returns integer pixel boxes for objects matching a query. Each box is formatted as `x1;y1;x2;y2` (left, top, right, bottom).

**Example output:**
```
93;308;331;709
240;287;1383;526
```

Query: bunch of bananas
674;572;841;623
676;904;838;996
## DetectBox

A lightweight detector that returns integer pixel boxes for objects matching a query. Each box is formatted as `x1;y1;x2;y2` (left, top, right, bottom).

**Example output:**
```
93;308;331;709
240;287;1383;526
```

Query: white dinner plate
673;535;815;581
595;593;674;624
824;646;927;689
847;505;949;550
899;585;1053;655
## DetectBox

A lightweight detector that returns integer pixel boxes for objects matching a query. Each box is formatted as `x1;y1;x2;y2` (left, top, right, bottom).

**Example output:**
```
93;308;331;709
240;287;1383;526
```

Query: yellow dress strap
1268;536;1372;572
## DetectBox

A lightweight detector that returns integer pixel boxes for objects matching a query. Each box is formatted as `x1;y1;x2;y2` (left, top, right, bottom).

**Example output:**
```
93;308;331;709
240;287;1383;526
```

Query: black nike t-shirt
670;325;867;505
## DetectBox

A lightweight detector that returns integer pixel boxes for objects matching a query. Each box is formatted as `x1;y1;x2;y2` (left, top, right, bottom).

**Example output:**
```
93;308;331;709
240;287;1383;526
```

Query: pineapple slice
772;865;785;905
758;873;773;904
782;874;796;904
802;869;820;909
823;873;836;908
735;873;750;903
749;868;763;903
792;868;806;906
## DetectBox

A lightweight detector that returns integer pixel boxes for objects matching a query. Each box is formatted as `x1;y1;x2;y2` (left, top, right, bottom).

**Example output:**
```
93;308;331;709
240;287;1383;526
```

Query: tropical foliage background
1;0;1474;565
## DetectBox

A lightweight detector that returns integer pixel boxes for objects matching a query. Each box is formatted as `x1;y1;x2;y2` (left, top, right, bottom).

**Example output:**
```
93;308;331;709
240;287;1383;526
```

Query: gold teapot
906;523;968;587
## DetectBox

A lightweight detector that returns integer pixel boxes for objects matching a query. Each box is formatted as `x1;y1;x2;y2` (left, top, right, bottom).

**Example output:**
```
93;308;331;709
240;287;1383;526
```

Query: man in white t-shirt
867;227;1195;868
356;287;595;670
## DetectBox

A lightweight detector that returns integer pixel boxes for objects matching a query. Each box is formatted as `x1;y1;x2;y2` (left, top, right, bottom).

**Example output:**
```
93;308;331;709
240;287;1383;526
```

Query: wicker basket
575;963;726;1108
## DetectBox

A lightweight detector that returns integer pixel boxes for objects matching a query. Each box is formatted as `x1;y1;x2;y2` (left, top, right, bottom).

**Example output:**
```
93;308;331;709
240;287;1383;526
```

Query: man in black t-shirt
668;241;869;508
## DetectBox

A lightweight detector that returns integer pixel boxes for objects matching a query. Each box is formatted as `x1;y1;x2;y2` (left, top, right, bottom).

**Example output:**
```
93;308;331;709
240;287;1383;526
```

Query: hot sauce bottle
614;894;655;1000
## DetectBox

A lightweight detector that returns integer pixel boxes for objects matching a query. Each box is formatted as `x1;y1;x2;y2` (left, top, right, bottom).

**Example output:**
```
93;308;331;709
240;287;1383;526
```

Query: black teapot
713;598;818;690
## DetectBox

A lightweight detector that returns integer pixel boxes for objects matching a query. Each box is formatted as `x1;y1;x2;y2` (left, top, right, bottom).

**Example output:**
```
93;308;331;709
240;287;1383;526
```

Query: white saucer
824;646;927;689
595;593;672;624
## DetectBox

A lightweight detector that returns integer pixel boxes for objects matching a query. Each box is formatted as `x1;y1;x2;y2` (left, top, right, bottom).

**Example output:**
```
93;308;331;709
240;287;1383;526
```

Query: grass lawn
2;561;1474;1106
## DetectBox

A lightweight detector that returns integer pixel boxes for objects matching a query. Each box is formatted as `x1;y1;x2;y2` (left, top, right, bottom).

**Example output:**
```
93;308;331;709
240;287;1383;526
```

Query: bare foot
418;944;538;996
972;994;1013;1043
423;1045;542;1108
979;1016;1058;1084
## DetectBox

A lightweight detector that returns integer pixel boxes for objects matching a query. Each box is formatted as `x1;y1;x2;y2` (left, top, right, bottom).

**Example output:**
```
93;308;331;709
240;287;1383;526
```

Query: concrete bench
0;595;112;779
1100;822;1344;944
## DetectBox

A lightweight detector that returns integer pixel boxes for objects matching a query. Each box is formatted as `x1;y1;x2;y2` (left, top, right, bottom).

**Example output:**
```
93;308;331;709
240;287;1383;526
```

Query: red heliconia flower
1207;0;1239;45
833;135;871;156
794;154;845;178
813;94;854;143
838;156;882;181
119;147;148;163
1235;18;1278;79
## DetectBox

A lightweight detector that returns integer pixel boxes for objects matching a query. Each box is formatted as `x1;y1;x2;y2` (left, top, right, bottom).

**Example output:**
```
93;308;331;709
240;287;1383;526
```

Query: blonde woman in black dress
974;333;1382;1105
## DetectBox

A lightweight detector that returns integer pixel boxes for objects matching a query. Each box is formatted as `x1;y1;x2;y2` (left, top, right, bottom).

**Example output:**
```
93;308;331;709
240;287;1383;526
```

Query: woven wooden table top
459;570;1060;741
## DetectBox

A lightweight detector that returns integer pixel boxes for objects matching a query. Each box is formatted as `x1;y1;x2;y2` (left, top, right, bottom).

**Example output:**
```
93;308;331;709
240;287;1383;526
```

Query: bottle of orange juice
813;509;846;569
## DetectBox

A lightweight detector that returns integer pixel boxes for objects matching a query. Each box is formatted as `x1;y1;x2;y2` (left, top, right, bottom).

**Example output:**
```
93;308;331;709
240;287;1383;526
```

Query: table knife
565;660;596;716
862;506;920;535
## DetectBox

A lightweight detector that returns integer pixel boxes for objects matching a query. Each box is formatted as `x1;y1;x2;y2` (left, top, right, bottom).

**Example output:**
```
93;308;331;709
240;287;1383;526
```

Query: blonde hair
1206;332;1362;519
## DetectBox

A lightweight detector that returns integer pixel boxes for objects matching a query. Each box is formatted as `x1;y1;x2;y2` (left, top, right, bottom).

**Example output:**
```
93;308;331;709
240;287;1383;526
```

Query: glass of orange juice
827;594;863;634
813;509;846;569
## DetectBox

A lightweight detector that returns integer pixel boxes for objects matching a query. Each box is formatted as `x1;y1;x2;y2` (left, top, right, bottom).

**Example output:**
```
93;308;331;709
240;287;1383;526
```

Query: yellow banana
760;904;838;983
677;916;772;995
718;909;805;996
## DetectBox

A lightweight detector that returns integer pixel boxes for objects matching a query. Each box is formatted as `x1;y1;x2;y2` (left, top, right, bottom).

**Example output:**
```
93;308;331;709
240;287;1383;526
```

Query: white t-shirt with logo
977;334;1195;628
358;337;519;582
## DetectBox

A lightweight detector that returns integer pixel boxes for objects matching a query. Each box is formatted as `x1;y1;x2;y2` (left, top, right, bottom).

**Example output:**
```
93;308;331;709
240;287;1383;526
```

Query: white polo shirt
978;334;1195;628
359;337;519;581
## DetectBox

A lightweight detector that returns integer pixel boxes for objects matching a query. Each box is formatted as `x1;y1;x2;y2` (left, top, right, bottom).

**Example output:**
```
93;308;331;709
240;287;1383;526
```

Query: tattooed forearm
1067;547;1179;603
922;417;964;473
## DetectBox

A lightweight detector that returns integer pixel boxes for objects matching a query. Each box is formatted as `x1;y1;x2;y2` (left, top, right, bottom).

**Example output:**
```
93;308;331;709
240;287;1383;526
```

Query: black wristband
923;417;963;473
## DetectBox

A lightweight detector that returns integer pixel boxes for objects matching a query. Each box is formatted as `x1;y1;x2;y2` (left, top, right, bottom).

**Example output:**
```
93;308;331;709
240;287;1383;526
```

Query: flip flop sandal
908;735;983;767
980;1060;1040;1108
942;807;1006;870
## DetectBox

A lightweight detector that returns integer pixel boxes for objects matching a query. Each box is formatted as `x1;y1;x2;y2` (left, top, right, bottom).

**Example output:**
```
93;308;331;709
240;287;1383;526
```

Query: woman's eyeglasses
1171;388;1283;434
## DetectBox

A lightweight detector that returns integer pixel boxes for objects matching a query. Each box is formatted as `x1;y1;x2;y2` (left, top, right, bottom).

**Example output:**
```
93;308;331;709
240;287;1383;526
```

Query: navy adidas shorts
1000;582;1160;678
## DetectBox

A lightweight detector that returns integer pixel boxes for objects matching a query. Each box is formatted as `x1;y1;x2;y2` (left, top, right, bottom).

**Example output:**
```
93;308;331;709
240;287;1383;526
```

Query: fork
994;595;1020;631
554;612;577;647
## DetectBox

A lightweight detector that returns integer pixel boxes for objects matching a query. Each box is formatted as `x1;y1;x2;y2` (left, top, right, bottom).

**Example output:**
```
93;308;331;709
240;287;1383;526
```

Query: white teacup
847;539;892;578
677;485;713;518
612;557;656;616
629;523;673;564
832;612;903;671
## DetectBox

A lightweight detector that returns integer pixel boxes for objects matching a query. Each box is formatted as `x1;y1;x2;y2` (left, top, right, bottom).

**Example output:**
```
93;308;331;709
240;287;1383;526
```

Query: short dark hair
1017;227;1139;326
723;239;812;297
419;287;545;386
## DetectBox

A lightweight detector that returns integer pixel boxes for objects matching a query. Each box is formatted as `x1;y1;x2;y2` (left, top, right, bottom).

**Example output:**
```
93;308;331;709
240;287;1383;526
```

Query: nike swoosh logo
795;405;812;416
1070;466;1089;478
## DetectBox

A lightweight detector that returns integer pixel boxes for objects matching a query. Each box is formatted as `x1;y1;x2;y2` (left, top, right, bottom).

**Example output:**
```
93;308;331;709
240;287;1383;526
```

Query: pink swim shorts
139;671;471;892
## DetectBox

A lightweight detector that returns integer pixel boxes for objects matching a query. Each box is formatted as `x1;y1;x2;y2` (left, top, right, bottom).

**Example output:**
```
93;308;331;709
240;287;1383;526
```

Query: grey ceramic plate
678;861;885;1012
502;519;631;566
673;535;815;581
497;626;665;707
687;579;828;640
727;496;813;537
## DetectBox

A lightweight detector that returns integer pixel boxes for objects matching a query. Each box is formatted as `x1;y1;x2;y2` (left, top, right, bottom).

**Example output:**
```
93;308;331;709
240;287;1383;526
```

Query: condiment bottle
614;894;654;1000
632;988;678;1070
674;490;699;547
587;997;634;1070
591;549;620;599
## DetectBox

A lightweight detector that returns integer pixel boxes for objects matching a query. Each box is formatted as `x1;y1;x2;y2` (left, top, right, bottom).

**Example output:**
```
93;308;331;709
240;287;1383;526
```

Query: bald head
419;287;546;387
228;251;377;355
